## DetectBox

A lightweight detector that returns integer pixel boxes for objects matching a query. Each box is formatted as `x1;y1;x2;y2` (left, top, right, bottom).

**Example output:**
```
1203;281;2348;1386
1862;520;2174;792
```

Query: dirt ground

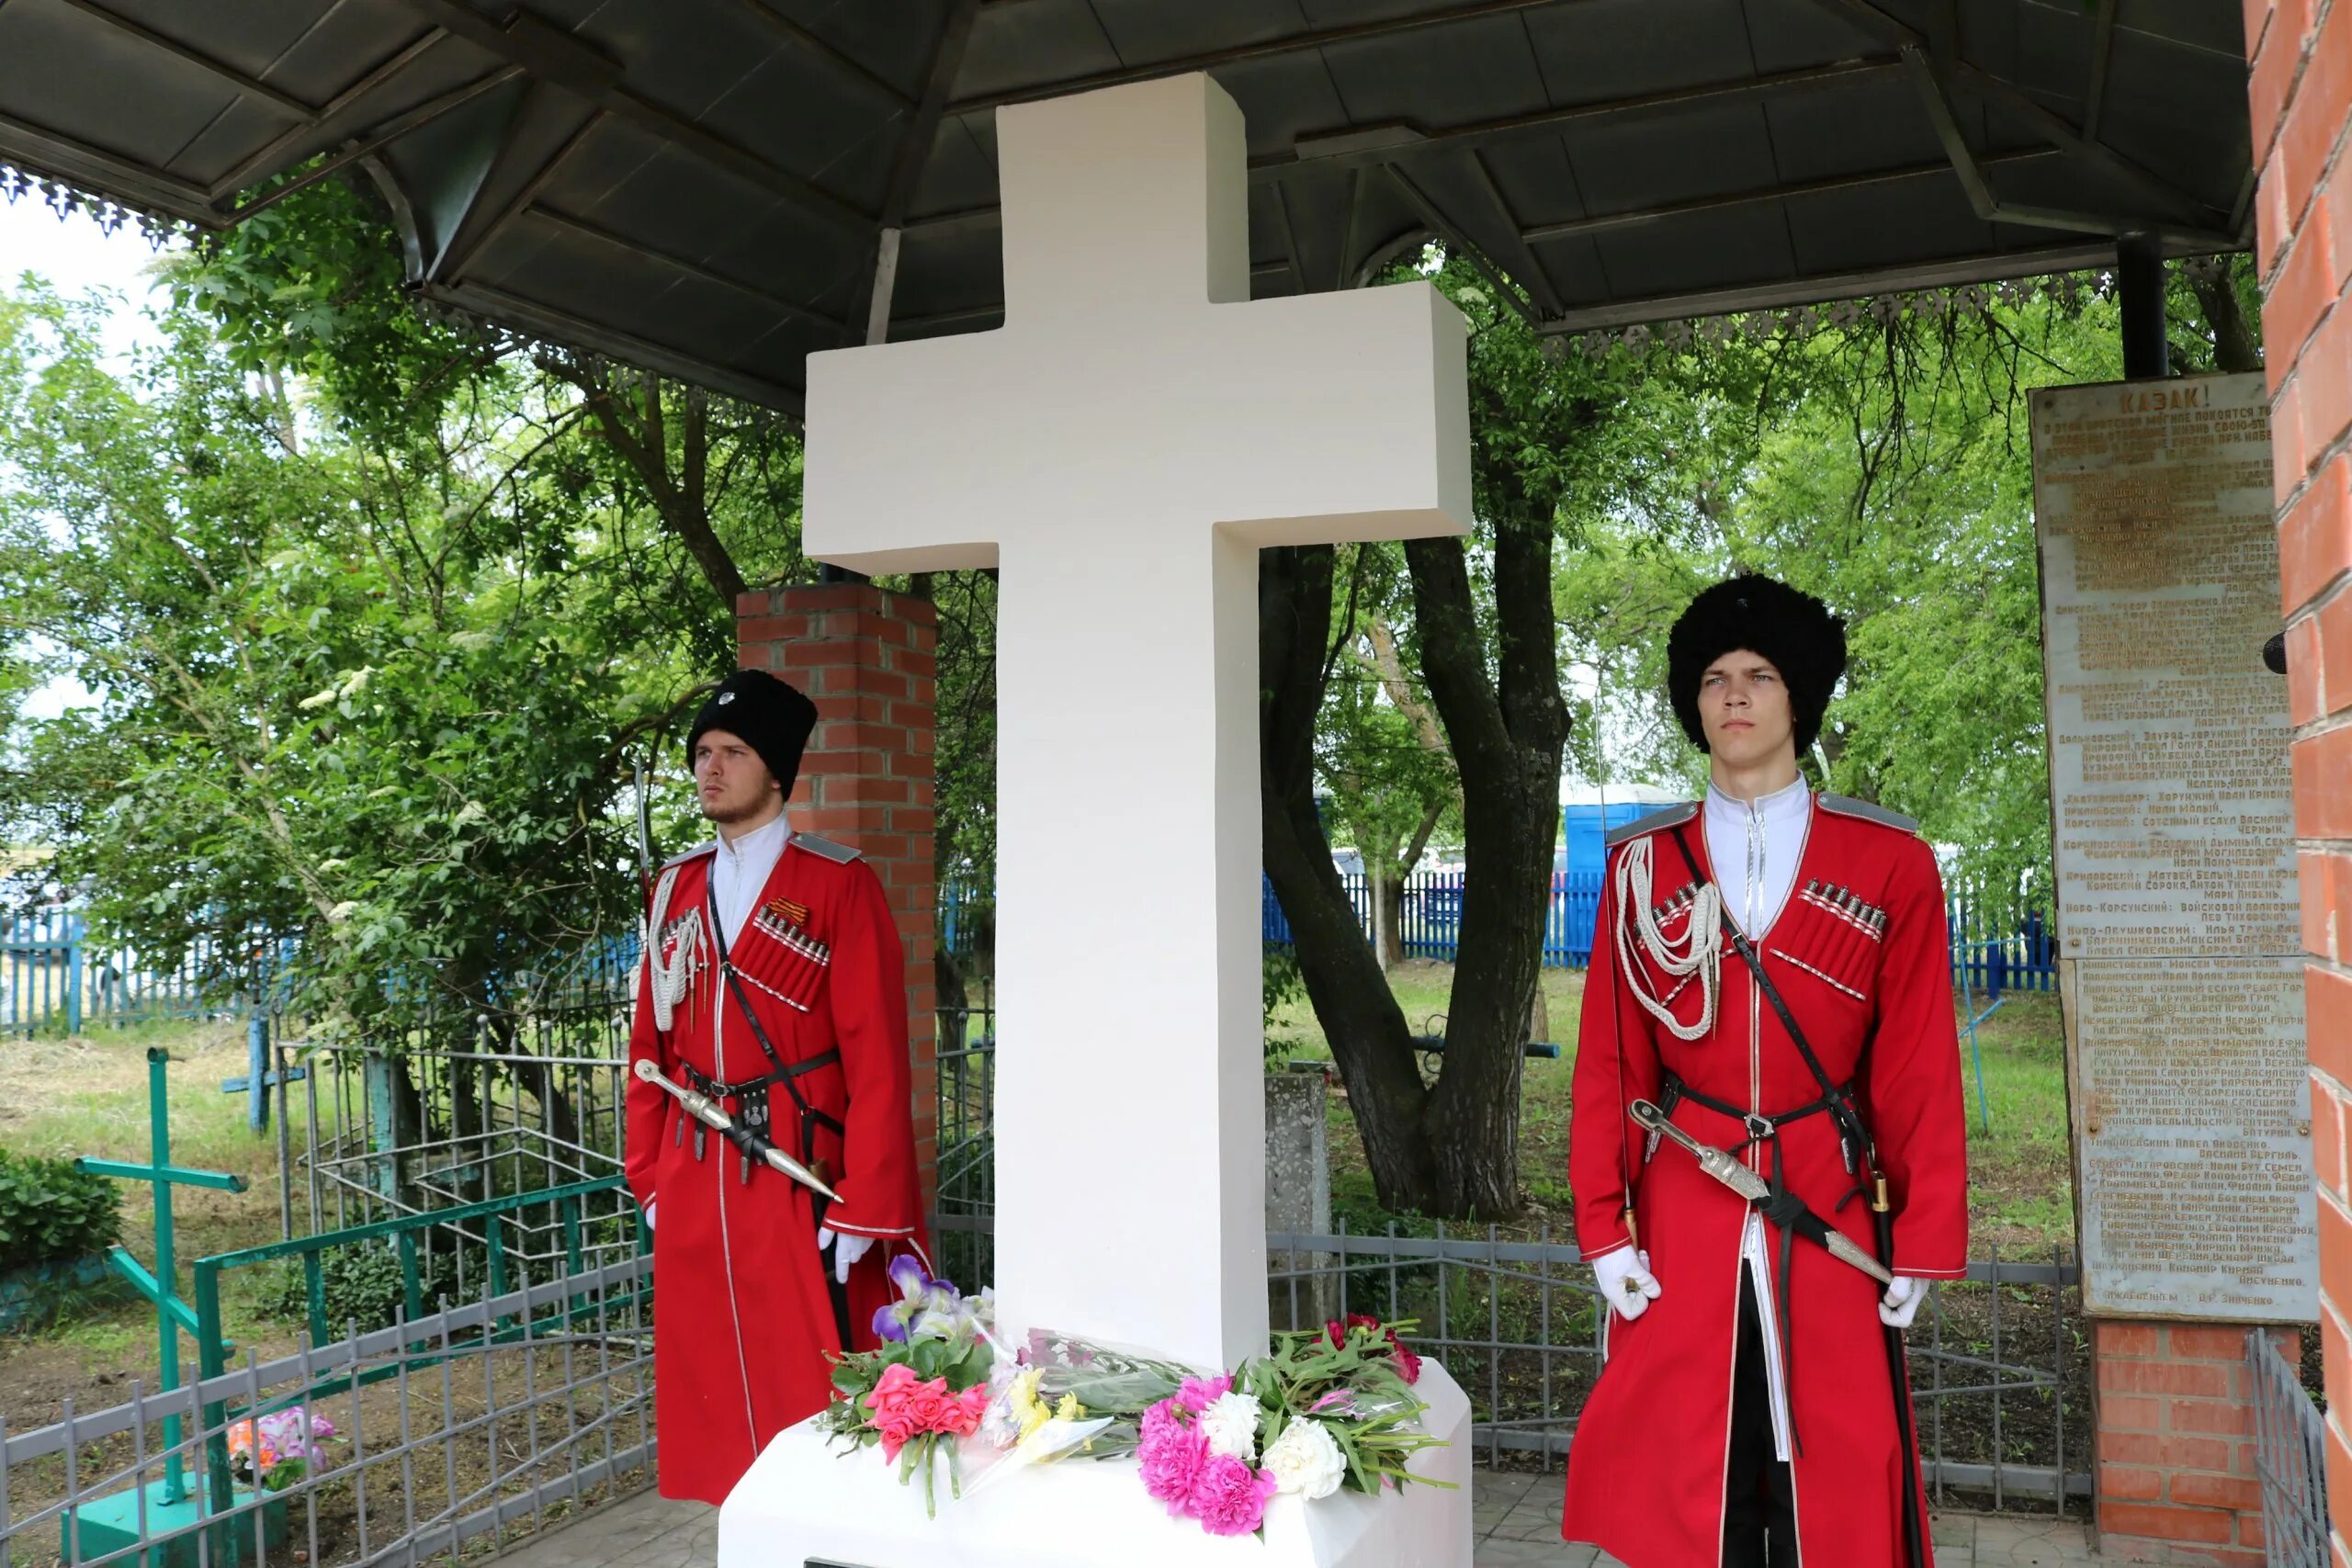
0;1022;657;1567
5;1332;655;1568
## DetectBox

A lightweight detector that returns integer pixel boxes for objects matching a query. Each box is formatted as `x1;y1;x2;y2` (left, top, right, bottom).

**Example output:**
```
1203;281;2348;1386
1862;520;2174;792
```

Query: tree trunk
1403;500;1568;1218
1261;511;1567;1220
1261;545;1436;1212
937;942;969;1053
2191;268;2263;374
559;366;749;607
1374;866;1407;968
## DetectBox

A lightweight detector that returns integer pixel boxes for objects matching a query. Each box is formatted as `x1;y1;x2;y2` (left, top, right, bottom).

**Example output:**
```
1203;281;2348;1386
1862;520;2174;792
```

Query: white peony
1196;1390;1262;1463
1261;1418;1347;1501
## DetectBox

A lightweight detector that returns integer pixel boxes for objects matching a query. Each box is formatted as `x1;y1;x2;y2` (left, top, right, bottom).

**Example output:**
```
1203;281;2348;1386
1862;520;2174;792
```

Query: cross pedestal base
718;1360;1474;1568
65;1477;289;1568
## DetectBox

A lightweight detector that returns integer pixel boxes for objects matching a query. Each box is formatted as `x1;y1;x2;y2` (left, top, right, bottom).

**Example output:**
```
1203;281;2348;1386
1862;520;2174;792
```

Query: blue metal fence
1261;870;1611;967
6;874;2055;1035
0;912;258;1035
1262;871;2058;994
1949;897;2057;996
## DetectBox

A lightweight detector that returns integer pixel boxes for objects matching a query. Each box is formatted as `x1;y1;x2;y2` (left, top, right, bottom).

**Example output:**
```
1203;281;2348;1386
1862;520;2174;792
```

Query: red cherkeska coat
623;831;926;1506
1564;795;1968;1566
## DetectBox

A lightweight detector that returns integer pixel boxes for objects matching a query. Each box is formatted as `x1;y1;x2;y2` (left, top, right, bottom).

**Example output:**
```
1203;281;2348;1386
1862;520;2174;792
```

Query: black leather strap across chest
704;887;845;1173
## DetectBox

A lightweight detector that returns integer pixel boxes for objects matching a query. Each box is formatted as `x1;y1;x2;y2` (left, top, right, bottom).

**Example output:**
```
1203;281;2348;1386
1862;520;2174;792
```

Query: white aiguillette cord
643;865;701;1032
1612;834;1722;1041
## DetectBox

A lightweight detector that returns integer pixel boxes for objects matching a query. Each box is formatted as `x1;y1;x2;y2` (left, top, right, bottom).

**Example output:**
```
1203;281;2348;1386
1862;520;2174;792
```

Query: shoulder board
1818;794;1918;835
790;832;862;865
1604;802;1698;847
659;842;715;871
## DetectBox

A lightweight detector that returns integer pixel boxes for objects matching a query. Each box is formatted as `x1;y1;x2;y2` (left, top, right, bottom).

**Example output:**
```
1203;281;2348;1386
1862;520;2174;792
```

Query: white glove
1880;1275;1926;1329
1592;1247;1662;1322
817;1227;876;1284
642;1201;655;1232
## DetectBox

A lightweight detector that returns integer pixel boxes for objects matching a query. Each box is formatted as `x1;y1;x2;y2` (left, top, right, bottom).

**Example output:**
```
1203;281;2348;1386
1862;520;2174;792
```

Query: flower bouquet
971;1316;1447;1538
824;1258;1449;1539
817;1256;996;1515
225;1406;338;1492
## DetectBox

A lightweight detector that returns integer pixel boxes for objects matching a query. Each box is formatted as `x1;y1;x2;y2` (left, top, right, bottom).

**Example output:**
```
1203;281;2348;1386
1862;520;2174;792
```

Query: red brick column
2246;0;2352;1555
736;583;940;1210
2094;1323;2301;1562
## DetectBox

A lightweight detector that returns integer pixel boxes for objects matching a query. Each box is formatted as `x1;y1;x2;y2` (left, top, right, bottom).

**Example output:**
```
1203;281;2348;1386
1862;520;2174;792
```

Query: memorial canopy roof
0;0;2251;412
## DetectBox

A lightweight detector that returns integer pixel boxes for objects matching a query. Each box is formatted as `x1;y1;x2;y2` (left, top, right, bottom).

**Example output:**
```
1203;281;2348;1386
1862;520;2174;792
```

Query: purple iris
872;1254;963;1343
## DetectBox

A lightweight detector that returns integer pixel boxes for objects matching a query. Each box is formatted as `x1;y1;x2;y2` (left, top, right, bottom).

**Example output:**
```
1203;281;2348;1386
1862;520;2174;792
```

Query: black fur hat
685;670;819;795
1666;575;1846;753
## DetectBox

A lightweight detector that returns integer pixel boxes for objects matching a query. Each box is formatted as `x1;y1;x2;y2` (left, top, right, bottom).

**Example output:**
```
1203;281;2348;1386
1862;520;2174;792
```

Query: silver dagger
1628;1099;1892;1286
634;1060;842;1201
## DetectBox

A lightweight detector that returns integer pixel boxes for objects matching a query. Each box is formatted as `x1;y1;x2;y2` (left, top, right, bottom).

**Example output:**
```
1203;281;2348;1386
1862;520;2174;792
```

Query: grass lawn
1268;959;2075;1256
0;1018;311;1426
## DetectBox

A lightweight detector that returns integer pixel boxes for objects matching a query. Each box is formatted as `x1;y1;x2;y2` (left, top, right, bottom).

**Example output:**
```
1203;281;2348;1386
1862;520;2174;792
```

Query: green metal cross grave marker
65;1047;254;1565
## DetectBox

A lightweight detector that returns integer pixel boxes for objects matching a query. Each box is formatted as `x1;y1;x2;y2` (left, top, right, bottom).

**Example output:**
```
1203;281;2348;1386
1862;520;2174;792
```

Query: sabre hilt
1629;1098;1892;1286
632;1060;842;1201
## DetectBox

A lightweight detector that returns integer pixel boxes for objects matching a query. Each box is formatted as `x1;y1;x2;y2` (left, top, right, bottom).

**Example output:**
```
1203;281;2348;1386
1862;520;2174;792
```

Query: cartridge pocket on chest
731;898;831;1012
1767;879;1884;1005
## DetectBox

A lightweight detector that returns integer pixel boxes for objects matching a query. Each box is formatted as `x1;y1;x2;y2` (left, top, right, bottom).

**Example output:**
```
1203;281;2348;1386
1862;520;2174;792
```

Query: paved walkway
505;1472;2096;1566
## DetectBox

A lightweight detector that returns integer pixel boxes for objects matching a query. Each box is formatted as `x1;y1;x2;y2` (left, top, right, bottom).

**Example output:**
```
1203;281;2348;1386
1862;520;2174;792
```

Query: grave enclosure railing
1258;1224;2090;1511
300;1011;2089;1515
2248;1325;2330;1567
6;967;2095;1568
0;1258;654;1568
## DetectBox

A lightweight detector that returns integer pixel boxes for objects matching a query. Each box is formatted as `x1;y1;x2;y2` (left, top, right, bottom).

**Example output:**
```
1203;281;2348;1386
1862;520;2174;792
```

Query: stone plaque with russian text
2032;372;2313;1322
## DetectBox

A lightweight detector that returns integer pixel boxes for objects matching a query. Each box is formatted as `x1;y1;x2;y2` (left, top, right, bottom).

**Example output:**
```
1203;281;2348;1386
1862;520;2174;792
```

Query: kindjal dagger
1628;1099;1893;1287
634;1060;842;1201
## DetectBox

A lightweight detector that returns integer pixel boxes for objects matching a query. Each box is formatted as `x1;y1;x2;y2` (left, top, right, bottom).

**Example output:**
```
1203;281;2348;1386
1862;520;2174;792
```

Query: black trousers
1724;1271;1799;1565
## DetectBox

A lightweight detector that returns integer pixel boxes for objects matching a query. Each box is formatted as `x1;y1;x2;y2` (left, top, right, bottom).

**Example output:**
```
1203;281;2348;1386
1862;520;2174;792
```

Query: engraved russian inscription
2031;372;2312;1323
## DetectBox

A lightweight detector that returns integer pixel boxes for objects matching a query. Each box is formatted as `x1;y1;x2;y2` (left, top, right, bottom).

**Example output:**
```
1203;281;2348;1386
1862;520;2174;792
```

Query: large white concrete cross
805;73;1469;1371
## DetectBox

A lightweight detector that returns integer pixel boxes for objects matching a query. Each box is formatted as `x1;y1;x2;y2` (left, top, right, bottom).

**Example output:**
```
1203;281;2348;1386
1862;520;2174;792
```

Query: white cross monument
721;73;1475;1567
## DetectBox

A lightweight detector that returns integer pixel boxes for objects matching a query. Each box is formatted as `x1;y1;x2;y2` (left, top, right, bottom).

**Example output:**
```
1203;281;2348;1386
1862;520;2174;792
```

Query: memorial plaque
2032;372;2313;1322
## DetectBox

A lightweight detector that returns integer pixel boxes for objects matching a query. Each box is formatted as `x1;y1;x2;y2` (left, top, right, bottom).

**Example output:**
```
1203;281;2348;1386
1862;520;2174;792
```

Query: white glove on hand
1880;1275;1926;1329
817;1227;876;1285
1592;1247;1662;1322
642;1201;655;1232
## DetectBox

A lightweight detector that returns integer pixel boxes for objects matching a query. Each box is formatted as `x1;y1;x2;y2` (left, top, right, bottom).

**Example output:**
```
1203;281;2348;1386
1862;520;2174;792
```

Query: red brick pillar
2246;0;2352;1554
736;583;939;1210
2094;1323;2300;1562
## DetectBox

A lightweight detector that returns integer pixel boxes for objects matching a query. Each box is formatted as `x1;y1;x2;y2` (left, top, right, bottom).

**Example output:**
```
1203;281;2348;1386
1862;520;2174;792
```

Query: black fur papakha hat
685;670;819;795
1666;575;1847;753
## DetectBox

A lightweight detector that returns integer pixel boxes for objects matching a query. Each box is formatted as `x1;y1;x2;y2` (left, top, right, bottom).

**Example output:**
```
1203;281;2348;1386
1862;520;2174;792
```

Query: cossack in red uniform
1564;791;1967;1565
624;827;926;1505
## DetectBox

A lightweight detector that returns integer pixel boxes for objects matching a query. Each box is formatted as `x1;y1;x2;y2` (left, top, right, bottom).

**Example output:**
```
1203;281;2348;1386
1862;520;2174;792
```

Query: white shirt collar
1702;776;1812;937
1703;774;1811;829
716;809;790;865
710;811;791;945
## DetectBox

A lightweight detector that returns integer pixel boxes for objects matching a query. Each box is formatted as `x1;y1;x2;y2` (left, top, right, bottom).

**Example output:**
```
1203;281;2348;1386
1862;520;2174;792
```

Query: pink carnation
1176;1374;1232;1415
1136;1399;1209;1516
1189;1453;1279;1537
